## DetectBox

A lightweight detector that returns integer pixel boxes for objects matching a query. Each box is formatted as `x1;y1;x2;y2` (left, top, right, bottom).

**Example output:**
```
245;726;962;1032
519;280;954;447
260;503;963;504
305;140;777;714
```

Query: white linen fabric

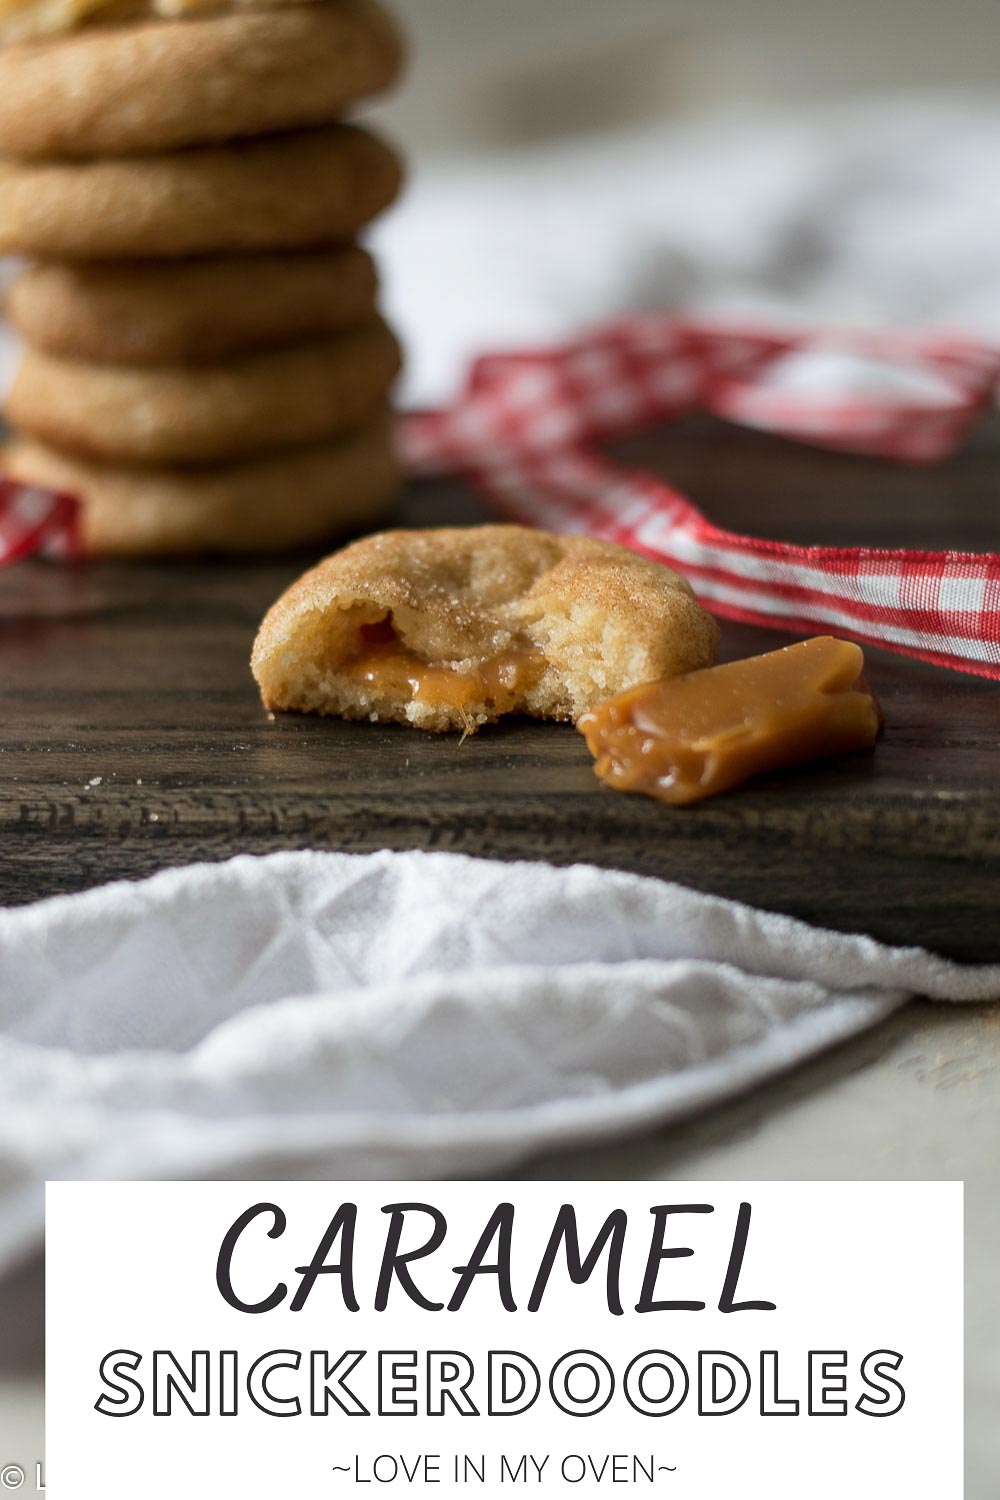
1;849;997;1277
369;95;1000;406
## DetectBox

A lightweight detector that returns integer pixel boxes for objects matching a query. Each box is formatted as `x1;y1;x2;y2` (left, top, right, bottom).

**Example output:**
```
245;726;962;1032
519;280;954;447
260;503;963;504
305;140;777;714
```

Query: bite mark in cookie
251;526;720;733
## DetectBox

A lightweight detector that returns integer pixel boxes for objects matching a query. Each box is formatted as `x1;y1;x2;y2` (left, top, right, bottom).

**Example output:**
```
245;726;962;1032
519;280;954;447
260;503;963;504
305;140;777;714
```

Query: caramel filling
578;636;882;806
340;618;545;716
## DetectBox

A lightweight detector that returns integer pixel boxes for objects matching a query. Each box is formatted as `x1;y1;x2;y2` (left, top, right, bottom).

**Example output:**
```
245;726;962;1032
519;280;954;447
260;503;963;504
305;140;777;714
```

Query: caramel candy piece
577;636;881;806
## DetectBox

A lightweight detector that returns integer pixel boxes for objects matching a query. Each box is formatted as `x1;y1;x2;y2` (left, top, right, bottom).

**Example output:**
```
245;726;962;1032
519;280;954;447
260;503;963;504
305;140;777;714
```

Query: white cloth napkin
1;849;997;1278
370;95;1000;406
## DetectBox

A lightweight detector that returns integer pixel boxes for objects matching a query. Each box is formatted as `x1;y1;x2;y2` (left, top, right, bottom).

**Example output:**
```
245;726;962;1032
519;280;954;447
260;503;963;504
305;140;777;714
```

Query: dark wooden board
2;415;998;960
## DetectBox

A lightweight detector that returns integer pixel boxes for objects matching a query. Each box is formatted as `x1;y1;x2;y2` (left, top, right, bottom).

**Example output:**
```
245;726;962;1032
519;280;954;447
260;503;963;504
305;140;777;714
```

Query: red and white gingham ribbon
3;315;999;679
403;316;1000;681
0;477;80;562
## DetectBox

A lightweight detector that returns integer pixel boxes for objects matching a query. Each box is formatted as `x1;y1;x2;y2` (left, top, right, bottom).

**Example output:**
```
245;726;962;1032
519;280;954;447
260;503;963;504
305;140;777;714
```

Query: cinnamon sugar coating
252;525;720;732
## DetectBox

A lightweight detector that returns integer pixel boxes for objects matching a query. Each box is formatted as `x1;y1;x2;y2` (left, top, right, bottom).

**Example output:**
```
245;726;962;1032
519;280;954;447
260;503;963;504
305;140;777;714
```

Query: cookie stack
0;0;405;555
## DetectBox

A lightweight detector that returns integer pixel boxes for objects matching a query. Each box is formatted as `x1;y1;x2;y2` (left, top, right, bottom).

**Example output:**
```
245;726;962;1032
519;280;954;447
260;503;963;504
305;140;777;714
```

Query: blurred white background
380;0;1000;148
367;0;1000;407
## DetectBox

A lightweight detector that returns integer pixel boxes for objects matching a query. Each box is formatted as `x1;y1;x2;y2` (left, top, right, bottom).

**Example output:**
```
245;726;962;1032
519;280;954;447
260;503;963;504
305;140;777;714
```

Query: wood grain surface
2;415;998;960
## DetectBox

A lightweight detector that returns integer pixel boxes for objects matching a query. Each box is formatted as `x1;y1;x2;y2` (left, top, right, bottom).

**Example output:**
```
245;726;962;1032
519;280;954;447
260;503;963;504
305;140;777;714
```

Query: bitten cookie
251;525;720;733
3;416;401;555
0;0;405;158
5;319;402;464
4;248;380;365
0;124;403;260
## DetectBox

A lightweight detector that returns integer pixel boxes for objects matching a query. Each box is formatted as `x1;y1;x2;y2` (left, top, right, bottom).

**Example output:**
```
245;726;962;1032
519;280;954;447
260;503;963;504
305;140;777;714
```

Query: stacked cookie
0;0;405;555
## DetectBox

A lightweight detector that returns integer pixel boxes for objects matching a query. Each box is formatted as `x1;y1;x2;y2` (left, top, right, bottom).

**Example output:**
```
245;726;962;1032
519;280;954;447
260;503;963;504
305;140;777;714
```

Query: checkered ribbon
3;315;999;679
0;477;80;562
403;317;1000;681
